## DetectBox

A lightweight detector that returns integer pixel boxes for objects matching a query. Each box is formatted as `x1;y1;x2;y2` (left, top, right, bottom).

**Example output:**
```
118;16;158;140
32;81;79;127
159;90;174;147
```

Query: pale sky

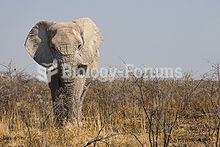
0;0;220;77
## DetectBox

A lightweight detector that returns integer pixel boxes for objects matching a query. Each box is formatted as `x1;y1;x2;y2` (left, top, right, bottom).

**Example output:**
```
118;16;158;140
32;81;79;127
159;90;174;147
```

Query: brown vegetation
0;63;219;146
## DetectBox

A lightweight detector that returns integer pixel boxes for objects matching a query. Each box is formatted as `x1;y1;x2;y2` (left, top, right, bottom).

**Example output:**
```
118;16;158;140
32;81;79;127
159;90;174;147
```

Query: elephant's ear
24;21;55;66
74;17;104;51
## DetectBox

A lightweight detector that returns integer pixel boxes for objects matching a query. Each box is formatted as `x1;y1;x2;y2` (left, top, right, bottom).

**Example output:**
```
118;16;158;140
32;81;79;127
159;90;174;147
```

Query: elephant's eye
50;45;56;50
50;42;56;50
78;43;82;49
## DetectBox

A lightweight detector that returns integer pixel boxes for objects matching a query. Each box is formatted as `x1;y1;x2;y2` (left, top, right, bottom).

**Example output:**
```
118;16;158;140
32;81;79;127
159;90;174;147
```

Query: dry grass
0;63;219;146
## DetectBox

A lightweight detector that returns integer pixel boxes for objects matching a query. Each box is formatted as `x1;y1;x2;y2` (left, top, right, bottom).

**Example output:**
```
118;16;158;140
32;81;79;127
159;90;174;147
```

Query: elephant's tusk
48;64;58;71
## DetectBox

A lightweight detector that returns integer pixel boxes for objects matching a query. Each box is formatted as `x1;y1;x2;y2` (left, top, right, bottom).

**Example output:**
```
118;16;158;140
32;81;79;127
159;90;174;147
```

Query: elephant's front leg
49;74;67;126
75;80;92;127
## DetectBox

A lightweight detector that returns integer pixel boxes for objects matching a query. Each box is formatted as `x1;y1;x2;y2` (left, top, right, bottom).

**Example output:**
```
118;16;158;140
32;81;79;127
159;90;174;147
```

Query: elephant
24;17;103;126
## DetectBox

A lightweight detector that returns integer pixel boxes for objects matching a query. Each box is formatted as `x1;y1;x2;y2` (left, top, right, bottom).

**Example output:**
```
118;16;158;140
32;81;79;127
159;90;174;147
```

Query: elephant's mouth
77;64;88;76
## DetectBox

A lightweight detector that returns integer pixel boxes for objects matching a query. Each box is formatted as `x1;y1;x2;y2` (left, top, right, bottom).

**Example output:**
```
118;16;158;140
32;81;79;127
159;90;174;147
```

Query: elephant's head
25;17;103;75
24;18;103;126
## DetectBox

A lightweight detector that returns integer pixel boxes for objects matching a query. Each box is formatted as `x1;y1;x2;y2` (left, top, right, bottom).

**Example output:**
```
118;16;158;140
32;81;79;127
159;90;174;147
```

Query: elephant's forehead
50;23;81;41
50;22;79;30
50;23;82;45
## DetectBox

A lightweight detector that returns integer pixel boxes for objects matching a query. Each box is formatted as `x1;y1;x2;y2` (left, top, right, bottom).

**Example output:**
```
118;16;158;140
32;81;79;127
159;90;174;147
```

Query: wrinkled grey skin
24;18;103;126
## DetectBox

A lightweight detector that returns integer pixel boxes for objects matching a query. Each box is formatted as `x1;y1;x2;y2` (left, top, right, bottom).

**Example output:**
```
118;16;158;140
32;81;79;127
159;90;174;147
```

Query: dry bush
0;63;219;146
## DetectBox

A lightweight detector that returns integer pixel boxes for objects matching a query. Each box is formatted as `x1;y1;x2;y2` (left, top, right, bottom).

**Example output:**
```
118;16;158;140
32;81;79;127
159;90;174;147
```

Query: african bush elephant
24;17;103;126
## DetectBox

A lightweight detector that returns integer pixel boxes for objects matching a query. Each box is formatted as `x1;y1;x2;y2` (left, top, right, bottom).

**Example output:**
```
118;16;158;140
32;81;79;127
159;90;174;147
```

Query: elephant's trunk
58;56;87;126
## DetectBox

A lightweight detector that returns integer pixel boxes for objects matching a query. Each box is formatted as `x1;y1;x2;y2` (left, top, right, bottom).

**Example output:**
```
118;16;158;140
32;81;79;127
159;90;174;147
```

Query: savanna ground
0;62;219;147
